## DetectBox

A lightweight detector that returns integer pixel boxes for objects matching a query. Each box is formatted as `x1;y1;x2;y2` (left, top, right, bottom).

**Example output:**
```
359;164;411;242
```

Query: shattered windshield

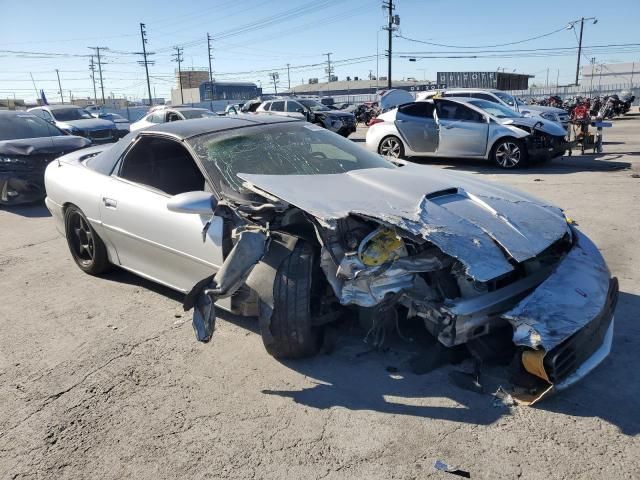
189;122;395;193
50;108;93;121
299;100;330;112
468;99;522;118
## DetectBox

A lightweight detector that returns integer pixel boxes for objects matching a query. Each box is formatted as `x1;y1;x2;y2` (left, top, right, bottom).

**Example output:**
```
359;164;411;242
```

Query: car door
98;134;224;292
285;100;306;119
269;100;286;117
394;102;439;154
434;99;489;157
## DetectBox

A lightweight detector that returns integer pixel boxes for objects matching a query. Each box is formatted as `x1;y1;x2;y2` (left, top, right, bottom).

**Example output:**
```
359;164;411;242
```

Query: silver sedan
365;97;567;168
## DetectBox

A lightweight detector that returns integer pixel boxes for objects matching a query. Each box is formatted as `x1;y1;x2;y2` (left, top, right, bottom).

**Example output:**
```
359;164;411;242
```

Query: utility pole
269;72;279;94
545;68;549;87
286;63;291;90
589;57;596;97
324;53;333;82
172;46;184;104
29;73;39;101
207;32;214;109
89;57;98;106
138;23;154;107
556;68;559;87
382;0;400;90
569;17;597;86
55;69;64;104
88;47;106;105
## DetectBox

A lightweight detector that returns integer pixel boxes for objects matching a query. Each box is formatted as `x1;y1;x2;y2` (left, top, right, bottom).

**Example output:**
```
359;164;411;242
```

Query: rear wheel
378;135;405;159
491;138;527;168
64;205;110;275
260;241;323;359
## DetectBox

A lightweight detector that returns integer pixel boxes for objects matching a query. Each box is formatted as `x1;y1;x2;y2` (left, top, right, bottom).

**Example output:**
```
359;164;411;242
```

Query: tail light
367;118;384;126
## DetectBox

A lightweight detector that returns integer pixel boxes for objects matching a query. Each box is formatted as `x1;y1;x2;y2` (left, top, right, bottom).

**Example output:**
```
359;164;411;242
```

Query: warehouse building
581;62;638;87
437;71;533;91
284;79;443;97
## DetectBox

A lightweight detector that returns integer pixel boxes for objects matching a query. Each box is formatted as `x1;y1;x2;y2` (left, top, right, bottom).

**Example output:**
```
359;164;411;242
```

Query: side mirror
167;191;217;214
296;108;305;114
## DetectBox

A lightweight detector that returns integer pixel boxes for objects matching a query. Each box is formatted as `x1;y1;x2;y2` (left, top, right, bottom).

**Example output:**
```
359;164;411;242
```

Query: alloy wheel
495;141;522;168
380;137;402;158
69;213;95;266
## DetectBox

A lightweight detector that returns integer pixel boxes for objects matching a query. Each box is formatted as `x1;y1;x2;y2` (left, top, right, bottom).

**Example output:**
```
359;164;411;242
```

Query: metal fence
506;83;640;104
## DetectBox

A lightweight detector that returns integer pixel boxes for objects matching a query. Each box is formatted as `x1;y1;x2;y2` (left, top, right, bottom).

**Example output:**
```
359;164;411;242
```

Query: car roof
171;106;211;112
141;114;302;139
445;88;500;94
45;105;83;110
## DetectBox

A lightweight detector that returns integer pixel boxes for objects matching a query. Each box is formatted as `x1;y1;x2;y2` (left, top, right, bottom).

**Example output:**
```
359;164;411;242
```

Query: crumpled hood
520;104;566;115
319;111;354;118
0;135;91;156
239;164;570;282
500;116;566;137
57;118;115;130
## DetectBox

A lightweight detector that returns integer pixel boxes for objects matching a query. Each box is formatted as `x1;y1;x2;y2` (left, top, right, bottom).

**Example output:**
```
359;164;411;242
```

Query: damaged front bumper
504;228;617;402
0;173;46;205
525;134;568;161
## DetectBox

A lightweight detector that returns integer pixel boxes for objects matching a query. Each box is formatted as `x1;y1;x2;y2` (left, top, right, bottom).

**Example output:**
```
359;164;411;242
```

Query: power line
396;25;569;49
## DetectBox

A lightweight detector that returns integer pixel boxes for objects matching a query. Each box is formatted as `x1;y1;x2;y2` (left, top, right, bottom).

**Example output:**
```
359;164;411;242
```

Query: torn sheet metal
503;228;611;351
322;248;442;307
239;164;568;282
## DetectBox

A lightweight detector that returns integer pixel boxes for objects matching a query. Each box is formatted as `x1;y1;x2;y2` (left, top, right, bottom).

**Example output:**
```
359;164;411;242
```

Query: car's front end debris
216;163;616;402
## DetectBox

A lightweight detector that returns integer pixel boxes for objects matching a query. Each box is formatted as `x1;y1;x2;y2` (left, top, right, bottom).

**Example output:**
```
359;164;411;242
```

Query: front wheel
378;135;405;159
491;138;527;168
64;205;111;275
260;241;323;359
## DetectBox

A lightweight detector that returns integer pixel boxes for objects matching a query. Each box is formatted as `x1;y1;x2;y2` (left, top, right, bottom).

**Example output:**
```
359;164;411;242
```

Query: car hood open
238;164;570;282
500;116;567;136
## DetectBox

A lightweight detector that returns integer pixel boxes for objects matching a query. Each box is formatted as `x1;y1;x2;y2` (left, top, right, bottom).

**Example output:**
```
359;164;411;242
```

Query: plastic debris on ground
434;459;471;478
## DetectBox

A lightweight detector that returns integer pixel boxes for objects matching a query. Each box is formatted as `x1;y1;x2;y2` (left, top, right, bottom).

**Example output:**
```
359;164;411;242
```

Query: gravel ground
1;113;639;480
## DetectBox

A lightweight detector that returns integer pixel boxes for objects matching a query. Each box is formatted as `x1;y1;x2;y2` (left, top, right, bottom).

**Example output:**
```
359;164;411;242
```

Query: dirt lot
1;114;639;480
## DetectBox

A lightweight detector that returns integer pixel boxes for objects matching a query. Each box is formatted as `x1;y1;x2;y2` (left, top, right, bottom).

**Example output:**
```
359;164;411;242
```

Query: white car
416;88;569;128
130;107;216;132
365;98;567;168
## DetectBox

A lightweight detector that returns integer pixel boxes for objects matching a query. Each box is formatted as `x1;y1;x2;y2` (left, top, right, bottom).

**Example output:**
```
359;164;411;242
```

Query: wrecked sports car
44;116;617;402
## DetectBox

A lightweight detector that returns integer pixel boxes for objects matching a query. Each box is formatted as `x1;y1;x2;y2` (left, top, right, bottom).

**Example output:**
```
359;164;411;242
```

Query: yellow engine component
358;228;407;266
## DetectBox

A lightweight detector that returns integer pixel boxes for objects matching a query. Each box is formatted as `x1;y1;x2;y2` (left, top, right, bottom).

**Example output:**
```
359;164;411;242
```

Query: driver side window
167;111;182;122
437;100;485;123
286;101;302;112
117;136;206;196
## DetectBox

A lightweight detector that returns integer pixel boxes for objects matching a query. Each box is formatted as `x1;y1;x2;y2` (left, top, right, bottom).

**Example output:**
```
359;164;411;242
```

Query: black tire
491;137;527;169
378;135;405;159
260;241;323;359
64;205;111;275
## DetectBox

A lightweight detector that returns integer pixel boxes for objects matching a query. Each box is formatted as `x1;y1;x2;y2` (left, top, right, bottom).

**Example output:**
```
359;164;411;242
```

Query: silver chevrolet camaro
45;115;617;403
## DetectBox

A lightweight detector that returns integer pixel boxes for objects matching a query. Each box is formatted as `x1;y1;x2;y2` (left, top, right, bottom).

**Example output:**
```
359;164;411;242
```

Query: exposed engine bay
186;163;616;404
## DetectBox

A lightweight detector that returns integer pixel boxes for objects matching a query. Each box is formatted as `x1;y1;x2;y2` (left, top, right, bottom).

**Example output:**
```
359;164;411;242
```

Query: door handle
103;197;117;208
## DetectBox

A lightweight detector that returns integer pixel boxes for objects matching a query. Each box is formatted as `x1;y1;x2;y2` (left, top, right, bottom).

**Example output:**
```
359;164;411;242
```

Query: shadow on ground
103;261;640;433
0;203;51;218
408;153;632;175
258;290;640;434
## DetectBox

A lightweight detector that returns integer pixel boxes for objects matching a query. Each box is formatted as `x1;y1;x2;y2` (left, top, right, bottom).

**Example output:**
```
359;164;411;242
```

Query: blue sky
1;0;639;102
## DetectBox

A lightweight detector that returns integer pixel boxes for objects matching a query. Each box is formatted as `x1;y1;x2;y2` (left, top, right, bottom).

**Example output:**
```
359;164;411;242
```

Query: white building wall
171;87;201;105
